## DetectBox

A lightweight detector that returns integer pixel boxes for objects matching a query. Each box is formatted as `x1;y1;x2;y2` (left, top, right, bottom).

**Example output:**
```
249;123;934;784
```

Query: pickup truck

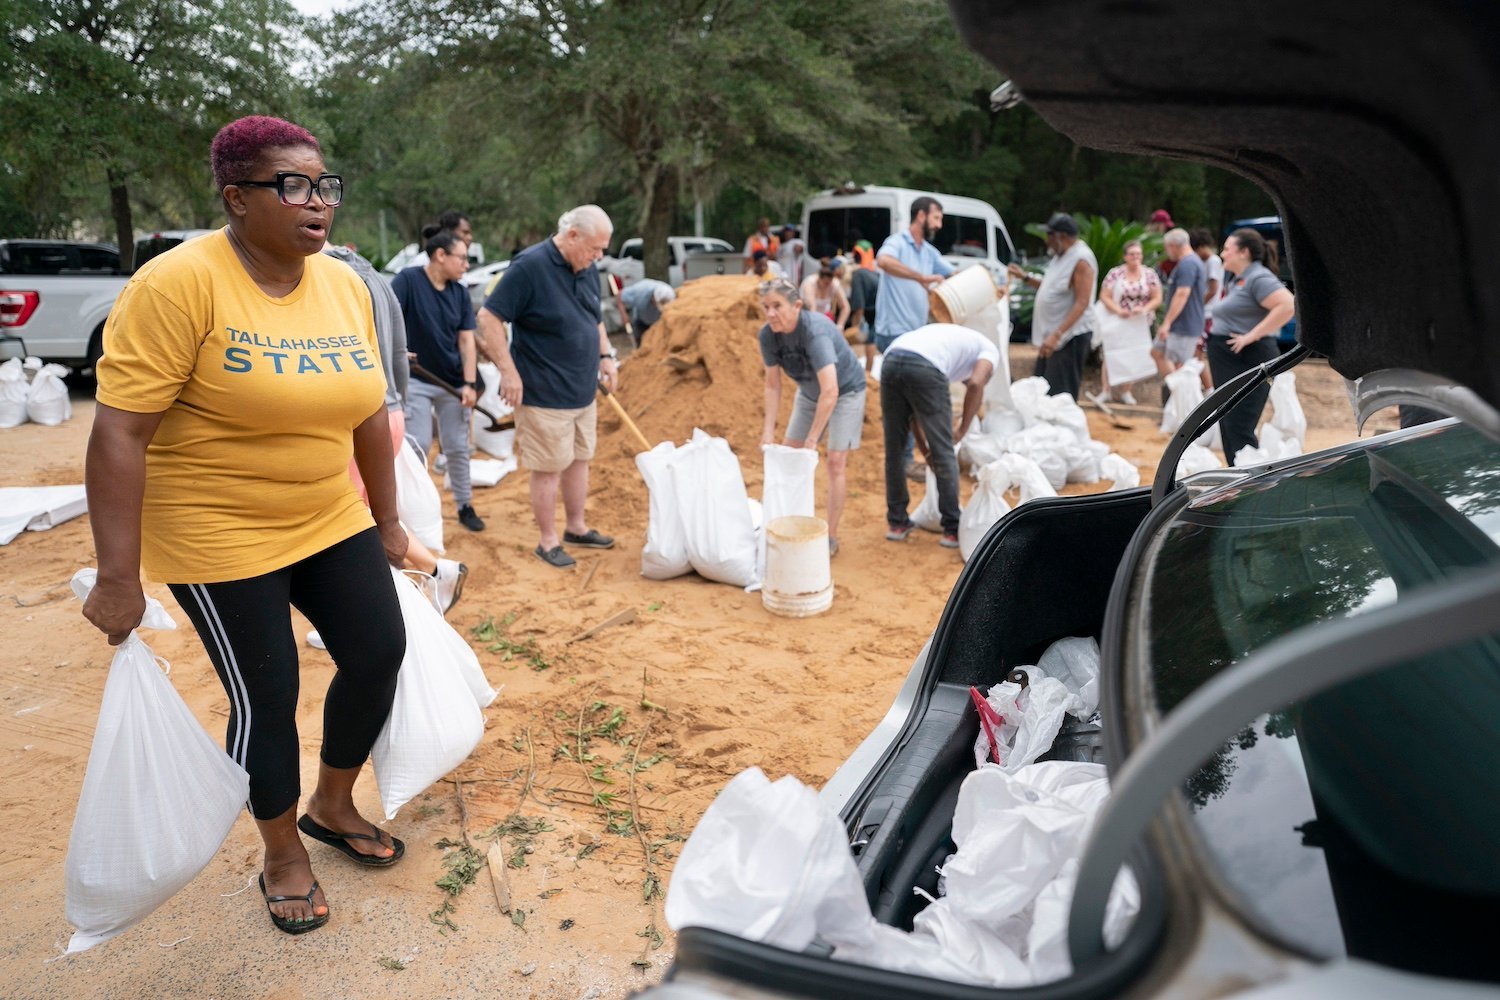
600;235;736;287
0;231;214;370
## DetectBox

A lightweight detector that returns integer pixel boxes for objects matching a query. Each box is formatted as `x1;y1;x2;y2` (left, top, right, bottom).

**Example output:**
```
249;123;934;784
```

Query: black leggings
1206;334;1282;464
168;528;406;820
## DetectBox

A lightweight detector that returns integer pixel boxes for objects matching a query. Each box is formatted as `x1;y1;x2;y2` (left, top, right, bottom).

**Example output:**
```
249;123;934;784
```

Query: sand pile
592;276;888;509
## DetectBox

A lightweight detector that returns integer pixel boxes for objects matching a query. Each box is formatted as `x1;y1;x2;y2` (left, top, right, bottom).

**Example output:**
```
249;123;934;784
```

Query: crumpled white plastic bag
0;357;29;428
1099;453;1140;490
672;430;760;589
637;441;691;580
911;467;944;532
1159;361;1221;451
65;569;250;953
959;460;1012;561
974;637;1101;770
371;566;485;819
1268;371;1306;448
1177;442;1223;478
394;435;445;554
25;362;72;426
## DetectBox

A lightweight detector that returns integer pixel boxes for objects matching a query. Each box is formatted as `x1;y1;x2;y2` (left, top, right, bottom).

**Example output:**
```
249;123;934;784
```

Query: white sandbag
471;361;515;458
999;424;1071;489
957;427;1006;477
1268;370;1306;447
1034;391;1091;446
1064;439;1111;485
370;567;485;819
1177;443;1223;478
1099;453;1140;490
0;484;87;544
995;453;1056;506
25;362;73;425
64;569;250;953
1158;360;1220;451
759;444;819;578
399;570;497;710
911;467;944;532
1007;376;1051;427
959;460;1012;561
637;441;691;580
394;435;444;554
452;456;517;488
0;357;28;428
672;430;760;589
979;406;1024;439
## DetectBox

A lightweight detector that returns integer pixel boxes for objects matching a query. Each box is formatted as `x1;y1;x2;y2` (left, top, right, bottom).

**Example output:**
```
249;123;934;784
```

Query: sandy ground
0;277;1395;999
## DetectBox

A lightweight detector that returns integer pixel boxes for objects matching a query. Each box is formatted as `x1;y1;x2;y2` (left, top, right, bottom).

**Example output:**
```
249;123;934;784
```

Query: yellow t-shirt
96;229;387;584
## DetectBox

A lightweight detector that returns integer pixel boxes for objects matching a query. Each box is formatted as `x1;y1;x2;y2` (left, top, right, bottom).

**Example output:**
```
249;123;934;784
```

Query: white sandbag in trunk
637;441;691;580
672;430;759;588
959;460;1012;561
0;357;28;428
25;362;72;425
64;569;250;953
394;435;444;554
1099;453;1140;490
1268;371;1307;447
911;467;944;532
472;361;515;458
371;567;485;820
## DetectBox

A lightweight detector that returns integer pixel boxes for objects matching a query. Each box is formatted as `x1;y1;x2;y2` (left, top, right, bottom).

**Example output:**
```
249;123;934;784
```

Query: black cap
1043;212;1079;236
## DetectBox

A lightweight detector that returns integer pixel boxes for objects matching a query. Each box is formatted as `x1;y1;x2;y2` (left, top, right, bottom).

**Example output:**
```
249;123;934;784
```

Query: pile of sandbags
1;356;73;428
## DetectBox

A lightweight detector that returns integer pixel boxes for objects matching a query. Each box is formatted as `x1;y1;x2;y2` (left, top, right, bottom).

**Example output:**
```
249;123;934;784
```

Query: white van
800;185;1017;283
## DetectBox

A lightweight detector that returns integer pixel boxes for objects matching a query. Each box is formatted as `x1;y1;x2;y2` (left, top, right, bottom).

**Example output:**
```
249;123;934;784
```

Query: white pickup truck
600;235;736;287
0;232;213;370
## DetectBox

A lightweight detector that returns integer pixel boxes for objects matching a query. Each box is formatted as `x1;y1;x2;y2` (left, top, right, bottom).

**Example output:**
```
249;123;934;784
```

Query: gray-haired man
478;205;619;569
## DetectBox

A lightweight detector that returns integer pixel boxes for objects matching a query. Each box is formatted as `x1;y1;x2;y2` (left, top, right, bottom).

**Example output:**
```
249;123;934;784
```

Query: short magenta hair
210;115;322;191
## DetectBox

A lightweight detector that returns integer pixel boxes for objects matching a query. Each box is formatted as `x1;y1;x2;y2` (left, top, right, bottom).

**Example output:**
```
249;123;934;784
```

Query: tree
1;0;309;267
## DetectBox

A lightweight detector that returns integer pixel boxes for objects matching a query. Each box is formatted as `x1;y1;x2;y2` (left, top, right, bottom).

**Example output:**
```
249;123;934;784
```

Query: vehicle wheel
81;324;105;381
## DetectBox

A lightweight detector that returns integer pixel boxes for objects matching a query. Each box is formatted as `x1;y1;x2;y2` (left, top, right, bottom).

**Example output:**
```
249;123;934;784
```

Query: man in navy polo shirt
477;205;620;569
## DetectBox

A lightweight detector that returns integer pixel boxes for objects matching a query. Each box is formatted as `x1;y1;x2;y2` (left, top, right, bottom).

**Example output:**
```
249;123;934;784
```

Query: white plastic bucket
929;265;999;325
762;515;833;617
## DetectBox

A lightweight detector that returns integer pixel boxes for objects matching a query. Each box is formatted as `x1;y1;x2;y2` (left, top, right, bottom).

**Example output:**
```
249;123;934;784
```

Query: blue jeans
880;352;960;533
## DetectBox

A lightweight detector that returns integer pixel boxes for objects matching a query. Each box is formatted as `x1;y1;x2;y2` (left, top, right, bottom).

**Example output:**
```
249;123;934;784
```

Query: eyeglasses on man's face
231;172;344;207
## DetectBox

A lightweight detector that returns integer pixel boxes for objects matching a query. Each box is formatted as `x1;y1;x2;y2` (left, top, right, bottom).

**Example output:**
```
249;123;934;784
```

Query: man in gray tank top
1007;213;1097;399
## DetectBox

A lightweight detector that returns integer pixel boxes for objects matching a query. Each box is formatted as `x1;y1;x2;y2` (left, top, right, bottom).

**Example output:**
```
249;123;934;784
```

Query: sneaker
562;528;615;549
1119;391;1137;405
433;452;447;473
828;537;840;557
535;544;576;569
905;460;927;483
939;532;961;549
458;504;485;532
886;521;915;542
306;630;326;650
432;559;468;614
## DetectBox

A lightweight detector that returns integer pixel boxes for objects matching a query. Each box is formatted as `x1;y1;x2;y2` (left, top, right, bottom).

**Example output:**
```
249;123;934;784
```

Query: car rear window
1131;421;1500;974
1;243;120;275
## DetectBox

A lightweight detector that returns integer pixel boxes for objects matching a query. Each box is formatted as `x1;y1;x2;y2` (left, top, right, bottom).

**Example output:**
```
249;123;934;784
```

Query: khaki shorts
515;402;597;473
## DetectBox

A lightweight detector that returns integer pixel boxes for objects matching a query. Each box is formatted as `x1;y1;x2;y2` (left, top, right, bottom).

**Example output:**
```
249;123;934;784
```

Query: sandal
259;872;329;935
297;814;405;867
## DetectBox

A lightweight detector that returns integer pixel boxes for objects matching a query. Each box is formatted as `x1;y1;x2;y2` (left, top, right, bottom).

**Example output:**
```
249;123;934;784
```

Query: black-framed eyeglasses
229;172;343;207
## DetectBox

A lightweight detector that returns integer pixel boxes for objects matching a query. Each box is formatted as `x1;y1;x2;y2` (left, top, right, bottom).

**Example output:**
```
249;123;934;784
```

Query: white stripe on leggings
187;584;252;769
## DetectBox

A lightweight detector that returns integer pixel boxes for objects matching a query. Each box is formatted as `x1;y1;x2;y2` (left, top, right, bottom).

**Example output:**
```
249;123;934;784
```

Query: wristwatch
463;380;477;388
600;349;618;361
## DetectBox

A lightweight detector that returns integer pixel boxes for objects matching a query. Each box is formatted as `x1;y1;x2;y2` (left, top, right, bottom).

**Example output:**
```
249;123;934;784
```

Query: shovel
410;361;514;432
598;382;653;454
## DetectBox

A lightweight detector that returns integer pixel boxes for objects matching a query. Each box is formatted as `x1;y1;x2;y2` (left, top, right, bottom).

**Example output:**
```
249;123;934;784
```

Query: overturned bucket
928;265;1000;325
762;515;833;617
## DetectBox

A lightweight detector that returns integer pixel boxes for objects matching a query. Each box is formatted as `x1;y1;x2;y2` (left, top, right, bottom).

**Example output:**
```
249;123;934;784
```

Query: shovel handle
599;384;653;454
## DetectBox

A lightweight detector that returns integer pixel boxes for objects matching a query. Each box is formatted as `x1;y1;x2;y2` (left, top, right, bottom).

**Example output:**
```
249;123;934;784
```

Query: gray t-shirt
1211;262;1286;337
1165;252;1206;338
759;310;865;398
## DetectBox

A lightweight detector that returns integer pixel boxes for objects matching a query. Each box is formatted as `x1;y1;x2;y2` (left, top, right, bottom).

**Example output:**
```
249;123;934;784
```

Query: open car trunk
671;489;1164;997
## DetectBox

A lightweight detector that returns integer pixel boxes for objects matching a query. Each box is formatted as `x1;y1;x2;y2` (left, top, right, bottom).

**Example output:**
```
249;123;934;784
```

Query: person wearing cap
619;277;676;335
1146;208;1173;234
750;248;784;280
1006;212;1097;400
799;256;851;328
742;217;780;273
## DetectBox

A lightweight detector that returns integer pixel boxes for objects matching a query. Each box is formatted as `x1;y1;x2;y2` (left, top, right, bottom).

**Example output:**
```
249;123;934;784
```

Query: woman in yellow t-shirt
82;116;409;936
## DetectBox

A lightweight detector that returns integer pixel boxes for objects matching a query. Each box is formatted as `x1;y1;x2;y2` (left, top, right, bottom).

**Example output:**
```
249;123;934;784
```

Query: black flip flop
259;872;329;935
297;814;405;867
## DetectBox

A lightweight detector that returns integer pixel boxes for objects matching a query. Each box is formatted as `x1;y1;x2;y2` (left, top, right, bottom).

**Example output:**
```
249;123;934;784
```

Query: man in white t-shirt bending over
880;323;998;549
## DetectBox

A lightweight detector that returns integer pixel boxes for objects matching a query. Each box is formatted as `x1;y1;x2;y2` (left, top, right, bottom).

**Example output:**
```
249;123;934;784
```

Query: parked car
0;239;126;369
382;240;487;275
601;236;736;287
132;229;216;269
644;0;1500;997
801;184;1018;286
